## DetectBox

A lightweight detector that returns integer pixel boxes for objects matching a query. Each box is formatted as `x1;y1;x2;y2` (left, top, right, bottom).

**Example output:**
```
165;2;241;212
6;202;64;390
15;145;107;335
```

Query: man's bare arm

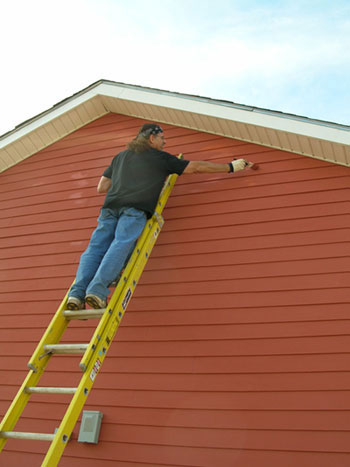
183;159;247;174
97;176;112;193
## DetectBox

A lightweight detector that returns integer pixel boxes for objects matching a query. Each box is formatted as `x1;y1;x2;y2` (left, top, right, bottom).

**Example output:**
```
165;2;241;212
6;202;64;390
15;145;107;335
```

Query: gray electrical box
78;410;103;444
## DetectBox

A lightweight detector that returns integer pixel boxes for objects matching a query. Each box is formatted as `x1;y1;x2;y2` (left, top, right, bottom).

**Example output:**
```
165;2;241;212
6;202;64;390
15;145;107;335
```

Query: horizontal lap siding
0;113;350;467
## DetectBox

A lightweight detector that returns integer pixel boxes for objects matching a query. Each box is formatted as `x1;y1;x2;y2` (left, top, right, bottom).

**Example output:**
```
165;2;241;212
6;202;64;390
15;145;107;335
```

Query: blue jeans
69;207;147;301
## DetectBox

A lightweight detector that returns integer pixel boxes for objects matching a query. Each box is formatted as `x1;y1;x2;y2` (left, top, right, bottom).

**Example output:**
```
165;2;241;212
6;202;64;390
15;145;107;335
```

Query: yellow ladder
0;157;182;466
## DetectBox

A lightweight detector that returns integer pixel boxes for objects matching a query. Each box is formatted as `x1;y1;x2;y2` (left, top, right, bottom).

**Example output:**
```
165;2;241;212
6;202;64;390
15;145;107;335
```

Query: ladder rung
43;344;88;354
25;387;77;394
63;309;106;320
0;431;55;441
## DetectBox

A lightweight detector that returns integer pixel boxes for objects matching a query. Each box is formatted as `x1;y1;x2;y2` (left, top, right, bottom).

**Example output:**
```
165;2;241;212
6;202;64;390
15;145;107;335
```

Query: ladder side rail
41;215;164;466
0;294;72;449
105;214;163;336
154;155;183;216
27;291;72;373
0;370;44;450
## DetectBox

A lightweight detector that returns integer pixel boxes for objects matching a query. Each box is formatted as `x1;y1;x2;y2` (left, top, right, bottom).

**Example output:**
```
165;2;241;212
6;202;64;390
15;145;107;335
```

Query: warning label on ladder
121;288;132;310
89;359;101;382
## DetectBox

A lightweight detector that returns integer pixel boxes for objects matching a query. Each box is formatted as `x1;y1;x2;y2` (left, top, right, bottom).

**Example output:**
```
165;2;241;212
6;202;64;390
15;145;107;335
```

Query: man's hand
231;159;247;172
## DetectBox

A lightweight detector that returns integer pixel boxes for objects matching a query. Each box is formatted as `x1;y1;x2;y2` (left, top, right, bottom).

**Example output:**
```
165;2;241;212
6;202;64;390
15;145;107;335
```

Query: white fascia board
1;81;349;150
0;88;102;149
99;83;350;146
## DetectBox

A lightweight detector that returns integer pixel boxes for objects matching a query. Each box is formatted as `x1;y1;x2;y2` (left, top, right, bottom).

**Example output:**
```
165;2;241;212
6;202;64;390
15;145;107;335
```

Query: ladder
0;156;182;466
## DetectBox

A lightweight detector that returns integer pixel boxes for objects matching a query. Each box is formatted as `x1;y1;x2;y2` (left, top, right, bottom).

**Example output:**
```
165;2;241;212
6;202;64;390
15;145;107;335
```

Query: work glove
231;159;247;172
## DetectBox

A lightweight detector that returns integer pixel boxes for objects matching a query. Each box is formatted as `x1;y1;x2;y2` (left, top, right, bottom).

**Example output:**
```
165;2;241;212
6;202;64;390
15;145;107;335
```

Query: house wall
1;113;350;466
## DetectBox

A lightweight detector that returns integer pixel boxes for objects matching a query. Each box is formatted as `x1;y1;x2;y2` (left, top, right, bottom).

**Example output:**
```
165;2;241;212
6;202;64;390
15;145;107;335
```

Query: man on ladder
67;123;249;311
0;122;252;466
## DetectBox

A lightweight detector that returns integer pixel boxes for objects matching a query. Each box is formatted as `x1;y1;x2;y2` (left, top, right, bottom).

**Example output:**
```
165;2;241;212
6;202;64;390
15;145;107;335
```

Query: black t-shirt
102;148;189;218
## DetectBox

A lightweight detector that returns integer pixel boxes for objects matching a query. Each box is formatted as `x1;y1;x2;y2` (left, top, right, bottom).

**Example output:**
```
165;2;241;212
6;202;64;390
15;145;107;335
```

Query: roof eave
0;80;349;173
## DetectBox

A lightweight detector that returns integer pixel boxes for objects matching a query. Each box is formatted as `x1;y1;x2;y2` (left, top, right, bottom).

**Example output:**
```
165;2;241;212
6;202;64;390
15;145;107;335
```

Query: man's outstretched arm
183;158;247;174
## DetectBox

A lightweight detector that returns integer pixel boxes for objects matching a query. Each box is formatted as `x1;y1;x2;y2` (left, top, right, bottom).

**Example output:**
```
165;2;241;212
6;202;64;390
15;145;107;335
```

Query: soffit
0;80;349;173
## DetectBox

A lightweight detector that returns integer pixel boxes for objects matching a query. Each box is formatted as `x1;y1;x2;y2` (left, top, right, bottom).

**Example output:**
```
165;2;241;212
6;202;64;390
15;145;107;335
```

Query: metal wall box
78;410;103;444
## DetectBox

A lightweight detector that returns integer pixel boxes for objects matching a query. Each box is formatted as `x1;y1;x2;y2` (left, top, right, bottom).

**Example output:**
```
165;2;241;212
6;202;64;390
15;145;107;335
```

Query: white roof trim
96;82;349;145
0;80;349;173
0;88;104;148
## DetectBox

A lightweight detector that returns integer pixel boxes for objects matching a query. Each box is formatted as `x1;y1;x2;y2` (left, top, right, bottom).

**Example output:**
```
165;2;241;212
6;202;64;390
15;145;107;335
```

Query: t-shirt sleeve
102;164;113;178
161;152;190;175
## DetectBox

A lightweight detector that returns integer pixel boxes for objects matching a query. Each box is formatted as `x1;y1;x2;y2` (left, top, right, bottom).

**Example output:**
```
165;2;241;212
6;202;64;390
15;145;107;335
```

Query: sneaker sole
66;301;84;311
85;296;106;309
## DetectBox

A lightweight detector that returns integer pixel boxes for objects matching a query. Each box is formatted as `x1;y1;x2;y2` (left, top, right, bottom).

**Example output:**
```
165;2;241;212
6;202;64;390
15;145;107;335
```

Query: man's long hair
127;134;151;153
127;123;163;153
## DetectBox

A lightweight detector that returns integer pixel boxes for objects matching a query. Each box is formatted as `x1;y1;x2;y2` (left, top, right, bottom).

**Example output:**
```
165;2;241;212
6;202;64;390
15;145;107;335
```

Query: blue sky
0;0;349;136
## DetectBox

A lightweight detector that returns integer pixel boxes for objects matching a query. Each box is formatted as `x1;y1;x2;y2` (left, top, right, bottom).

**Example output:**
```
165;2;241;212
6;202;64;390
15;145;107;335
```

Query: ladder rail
42;215;164;465
0;370;43;451
27;292;71;373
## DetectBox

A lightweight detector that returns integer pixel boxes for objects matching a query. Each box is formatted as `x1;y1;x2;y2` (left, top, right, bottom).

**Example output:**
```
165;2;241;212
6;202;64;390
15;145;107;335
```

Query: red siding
1;113;350;466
